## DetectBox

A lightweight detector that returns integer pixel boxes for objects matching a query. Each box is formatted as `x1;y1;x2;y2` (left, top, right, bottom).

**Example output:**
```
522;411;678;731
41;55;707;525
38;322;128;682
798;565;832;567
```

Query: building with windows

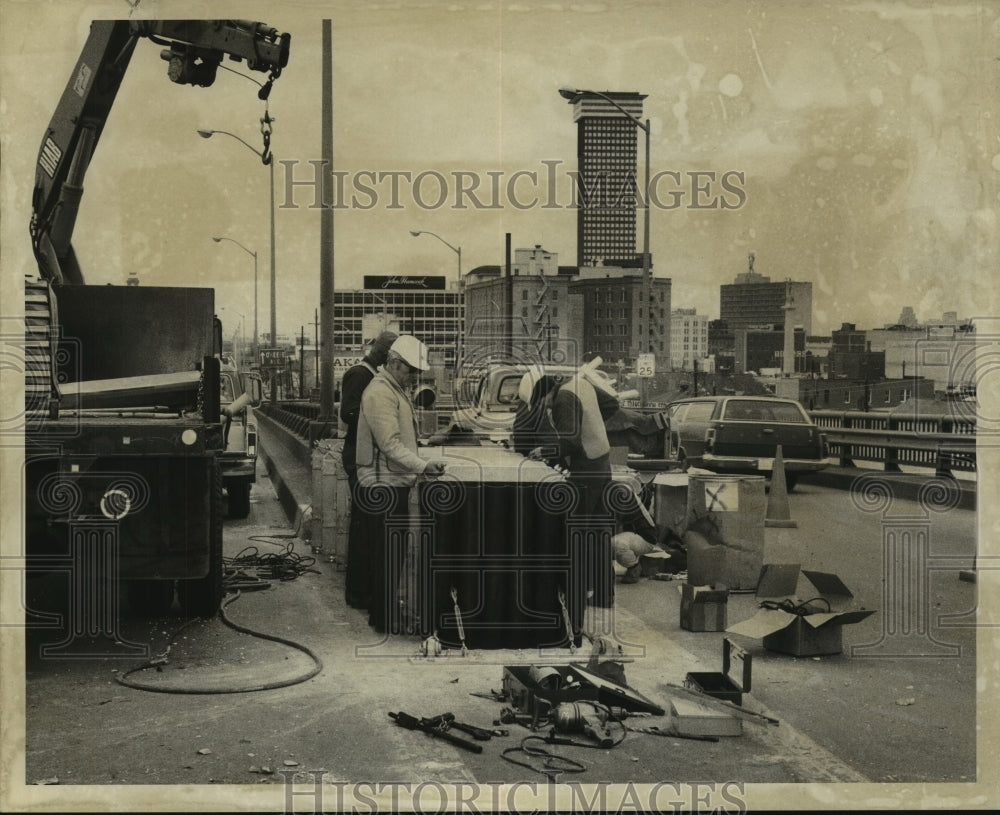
572;270;671;362
670;308;710;371
719;263;812;335
464;246;584;364
560;90;647;269
464;246;670;366
331;275;463;367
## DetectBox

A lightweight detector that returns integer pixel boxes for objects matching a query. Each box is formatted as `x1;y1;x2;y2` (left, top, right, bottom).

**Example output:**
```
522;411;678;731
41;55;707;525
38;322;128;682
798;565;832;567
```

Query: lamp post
198;125;278;404
410;230;462;368
409;230;461;288
212;236;258;365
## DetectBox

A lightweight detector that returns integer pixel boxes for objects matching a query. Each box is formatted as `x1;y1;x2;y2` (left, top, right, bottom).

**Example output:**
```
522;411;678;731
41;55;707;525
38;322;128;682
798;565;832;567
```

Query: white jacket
355;370;426;488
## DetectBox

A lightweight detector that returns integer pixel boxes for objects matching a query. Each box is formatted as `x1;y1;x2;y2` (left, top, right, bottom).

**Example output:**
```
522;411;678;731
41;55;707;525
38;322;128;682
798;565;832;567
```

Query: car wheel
784;473;798;492
227;480;252;519
127;579;175;617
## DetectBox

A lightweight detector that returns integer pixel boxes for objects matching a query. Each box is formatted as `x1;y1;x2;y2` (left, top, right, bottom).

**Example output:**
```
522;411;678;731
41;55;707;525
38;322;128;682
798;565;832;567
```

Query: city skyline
2;1;995;342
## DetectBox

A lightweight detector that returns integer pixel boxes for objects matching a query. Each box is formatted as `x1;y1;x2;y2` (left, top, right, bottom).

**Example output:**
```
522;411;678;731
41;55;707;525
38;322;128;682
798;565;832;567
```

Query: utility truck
23;20;290;618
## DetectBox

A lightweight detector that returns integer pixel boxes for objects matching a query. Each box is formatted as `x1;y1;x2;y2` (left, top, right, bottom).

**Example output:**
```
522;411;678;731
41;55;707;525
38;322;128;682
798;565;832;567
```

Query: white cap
389;335;430;371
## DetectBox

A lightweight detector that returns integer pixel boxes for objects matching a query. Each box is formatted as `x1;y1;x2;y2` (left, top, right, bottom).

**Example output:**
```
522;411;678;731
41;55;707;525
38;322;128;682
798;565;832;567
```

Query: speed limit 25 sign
637;353;656;378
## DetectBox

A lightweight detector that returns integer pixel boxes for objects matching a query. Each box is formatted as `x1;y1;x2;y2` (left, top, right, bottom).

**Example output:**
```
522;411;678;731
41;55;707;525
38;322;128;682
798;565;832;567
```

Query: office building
670;308;710;371
331;276;463;367
561;90;647;268
719;260;813;335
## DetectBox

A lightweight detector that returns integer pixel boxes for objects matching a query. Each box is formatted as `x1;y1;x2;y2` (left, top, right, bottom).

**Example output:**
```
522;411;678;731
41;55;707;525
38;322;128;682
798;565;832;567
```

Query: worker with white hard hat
353;335;446;635
341;330;397;610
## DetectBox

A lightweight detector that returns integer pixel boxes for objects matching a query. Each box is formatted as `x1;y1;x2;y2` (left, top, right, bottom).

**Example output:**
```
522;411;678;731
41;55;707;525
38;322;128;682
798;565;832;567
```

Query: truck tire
177;462;224;618
227;479;252;519
127;579;176;617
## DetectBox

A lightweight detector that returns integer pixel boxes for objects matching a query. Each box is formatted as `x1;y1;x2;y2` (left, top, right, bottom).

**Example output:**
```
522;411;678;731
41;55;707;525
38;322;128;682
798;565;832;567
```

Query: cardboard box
684;637;751;705
652;472;688;538
726;564;876;656
679;583;729;632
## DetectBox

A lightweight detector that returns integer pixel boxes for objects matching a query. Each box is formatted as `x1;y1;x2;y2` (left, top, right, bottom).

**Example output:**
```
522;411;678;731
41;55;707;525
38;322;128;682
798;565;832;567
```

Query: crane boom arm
30;19;290;285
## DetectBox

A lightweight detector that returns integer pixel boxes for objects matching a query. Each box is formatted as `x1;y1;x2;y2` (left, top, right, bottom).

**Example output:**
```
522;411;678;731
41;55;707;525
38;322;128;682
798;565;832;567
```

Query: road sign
637;353;656;378
259;348;285;368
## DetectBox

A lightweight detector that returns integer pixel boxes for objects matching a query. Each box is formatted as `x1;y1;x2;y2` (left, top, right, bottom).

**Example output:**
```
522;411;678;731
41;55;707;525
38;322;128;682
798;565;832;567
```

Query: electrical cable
500;736;587;778
759;596;832;616
114;540;323;694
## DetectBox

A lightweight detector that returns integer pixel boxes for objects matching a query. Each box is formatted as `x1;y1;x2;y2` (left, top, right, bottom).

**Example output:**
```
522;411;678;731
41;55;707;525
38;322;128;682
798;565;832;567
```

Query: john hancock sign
363;275;445;290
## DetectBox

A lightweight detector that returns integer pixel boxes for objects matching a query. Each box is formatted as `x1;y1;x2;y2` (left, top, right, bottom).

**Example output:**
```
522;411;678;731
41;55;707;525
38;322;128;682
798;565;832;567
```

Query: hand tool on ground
470;688;508;702
557;590;576;653
450;586;468;656
552;701;620;748
626;722;720;743
433;712;506;740
388;711;483;753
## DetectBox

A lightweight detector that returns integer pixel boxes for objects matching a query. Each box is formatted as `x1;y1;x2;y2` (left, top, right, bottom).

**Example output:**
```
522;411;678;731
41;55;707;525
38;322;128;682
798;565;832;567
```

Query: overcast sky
2;0;998;341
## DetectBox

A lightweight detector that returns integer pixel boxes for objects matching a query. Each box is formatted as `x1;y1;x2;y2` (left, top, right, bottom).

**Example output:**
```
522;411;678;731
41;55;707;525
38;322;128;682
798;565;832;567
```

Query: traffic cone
765;445;797;528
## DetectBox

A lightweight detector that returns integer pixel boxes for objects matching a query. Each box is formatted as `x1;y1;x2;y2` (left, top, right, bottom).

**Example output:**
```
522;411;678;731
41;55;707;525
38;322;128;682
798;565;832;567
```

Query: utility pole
693;358;699;397
504;233;513;359
318;19;336;431
299;325;306;398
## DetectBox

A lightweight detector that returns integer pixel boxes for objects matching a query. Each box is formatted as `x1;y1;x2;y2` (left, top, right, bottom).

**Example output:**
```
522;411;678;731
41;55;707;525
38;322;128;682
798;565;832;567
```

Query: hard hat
518;372;537;404
517;364;548;404
390;335;430;371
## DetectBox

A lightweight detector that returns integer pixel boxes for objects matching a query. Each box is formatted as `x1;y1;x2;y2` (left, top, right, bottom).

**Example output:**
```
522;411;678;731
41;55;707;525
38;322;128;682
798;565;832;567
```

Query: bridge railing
809;409;977;475
260;402;979;477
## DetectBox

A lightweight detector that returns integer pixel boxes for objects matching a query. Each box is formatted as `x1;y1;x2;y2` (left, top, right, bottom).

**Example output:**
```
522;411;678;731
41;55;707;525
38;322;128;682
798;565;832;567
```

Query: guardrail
809;409;976;475
261;401;979;478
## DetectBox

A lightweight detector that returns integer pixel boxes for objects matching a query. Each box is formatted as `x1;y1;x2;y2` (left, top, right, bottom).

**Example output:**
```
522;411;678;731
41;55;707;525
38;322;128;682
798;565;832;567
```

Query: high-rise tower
561;90;647;268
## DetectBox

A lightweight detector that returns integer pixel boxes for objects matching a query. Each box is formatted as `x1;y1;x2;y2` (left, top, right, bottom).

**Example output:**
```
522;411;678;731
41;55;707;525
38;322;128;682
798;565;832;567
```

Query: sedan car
665;395;831;490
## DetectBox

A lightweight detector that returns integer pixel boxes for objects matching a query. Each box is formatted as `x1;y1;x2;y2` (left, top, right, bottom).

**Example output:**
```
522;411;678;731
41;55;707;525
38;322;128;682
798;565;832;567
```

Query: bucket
685;474;766;590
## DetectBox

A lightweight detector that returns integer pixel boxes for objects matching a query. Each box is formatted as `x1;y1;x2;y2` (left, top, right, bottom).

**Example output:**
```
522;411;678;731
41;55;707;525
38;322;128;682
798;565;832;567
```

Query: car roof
668;395;801;405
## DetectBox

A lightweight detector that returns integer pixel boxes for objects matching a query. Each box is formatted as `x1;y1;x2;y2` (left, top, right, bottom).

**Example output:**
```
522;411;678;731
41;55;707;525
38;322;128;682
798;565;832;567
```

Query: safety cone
765;445;797;528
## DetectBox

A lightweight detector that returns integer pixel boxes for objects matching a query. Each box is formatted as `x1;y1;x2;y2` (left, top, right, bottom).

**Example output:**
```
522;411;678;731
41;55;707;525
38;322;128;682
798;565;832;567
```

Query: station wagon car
666;395;831;490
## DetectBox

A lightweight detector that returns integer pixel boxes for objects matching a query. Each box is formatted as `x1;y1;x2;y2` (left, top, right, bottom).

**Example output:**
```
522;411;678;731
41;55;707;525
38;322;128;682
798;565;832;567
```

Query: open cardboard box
726;564;875;656
679;583;729;632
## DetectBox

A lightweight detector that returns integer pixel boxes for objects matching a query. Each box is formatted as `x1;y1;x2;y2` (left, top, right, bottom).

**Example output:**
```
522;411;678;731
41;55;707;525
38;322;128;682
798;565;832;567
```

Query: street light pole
410;230;462;368
212;236;258;365
409;230;461;288
558;86;653;404
198;123;278;404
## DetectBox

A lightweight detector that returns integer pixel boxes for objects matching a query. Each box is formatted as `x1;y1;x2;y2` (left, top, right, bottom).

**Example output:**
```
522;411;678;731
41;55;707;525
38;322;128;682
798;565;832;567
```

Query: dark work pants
567;471;615;614
344;466;370;610
354;484;411;634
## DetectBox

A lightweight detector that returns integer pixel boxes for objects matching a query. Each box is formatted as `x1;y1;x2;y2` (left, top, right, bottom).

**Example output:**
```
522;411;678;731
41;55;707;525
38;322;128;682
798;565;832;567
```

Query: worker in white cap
353;335;446;635
341;330;397;610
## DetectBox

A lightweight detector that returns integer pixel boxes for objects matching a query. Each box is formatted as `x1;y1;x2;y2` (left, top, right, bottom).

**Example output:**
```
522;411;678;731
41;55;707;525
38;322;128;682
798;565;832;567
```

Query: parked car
449;363;578;443
448;362;669;459
665;395;831;490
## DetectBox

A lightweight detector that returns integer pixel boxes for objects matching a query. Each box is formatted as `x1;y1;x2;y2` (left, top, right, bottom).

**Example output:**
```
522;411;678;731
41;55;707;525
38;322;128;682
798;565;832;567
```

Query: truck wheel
177;463;224;618
127;579;175;617
227;480;252;519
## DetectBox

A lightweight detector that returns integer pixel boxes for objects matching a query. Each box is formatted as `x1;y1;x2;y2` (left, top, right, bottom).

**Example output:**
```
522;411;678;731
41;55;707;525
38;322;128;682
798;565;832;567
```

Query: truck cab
219;364;262;518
